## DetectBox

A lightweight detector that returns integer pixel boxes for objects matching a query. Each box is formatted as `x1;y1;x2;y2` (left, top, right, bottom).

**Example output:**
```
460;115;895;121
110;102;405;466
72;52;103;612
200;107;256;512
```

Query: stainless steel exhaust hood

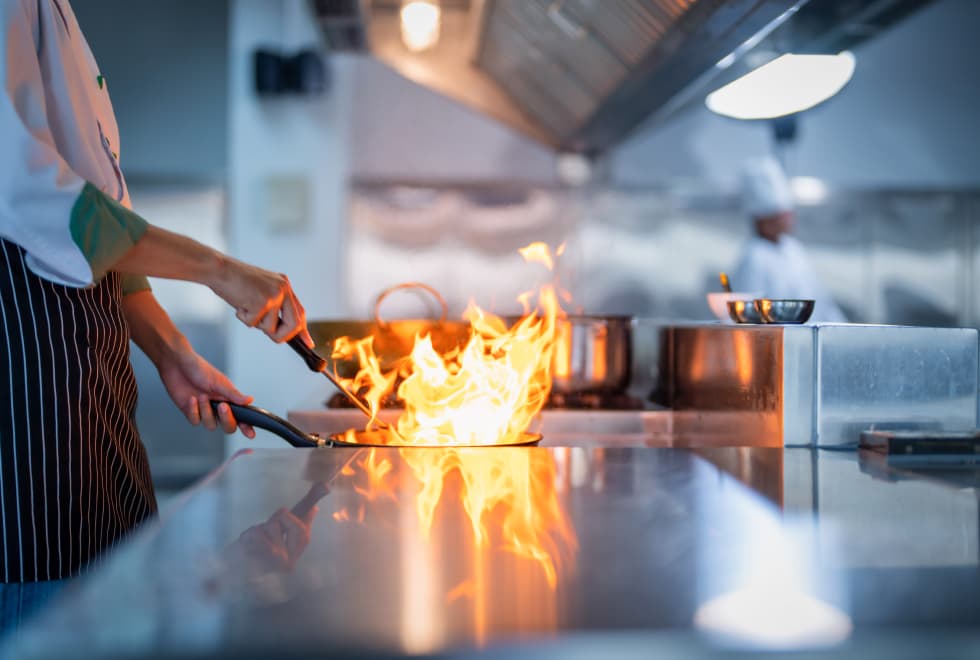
311;0;936;154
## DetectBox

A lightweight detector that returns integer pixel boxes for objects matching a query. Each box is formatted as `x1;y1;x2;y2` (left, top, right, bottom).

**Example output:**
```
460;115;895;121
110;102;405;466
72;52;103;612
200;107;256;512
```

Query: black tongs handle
288;336;327;372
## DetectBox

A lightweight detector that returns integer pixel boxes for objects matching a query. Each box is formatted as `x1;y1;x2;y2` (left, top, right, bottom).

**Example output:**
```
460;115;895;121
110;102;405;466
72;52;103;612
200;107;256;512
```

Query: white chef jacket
732;235;846;323
0;0;147;291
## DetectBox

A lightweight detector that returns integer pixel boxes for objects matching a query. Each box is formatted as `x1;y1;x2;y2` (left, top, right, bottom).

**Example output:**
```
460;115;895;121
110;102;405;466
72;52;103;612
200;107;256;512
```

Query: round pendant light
706;52;856;120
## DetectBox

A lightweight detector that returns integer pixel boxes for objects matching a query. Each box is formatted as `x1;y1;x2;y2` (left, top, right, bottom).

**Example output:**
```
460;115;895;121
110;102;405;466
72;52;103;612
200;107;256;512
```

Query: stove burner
545;391;648;410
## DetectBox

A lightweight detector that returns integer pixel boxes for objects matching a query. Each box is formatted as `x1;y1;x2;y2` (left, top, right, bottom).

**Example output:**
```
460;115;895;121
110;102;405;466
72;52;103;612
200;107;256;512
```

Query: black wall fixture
254;48;329;97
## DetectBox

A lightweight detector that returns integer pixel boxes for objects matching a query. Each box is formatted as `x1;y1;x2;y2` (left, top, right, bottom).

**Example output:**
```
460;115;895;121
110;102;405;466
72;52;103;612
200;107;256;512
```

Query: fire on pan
325;242;563;448
330;429;541;448
224;243;563;449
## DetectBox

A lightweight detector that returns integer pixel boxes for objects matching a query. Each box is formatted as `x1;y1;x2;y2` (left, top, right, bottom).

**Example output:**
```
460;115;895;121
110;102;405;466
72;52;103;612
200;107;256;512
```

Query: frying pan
211;401;541;448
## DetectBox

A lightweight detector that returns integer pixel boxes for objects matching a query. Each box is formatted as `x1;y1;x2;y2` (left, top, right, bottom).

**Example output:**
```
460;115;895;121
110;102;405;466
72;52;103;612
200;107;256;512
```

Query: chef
732;157;846;323
0;0;313;629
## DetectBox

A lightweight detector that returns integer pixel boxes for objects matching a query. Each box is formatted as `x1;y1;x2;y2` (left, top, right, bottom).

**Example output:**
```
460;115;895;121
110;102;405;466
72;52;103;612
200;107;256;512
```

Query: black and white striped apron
0;238;157;582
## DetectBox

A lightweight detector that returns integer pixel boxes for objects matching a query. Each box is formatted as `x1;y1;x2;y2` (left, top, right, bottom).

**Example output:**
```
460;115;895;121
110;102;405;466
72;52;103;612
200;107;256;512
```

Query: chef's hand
209;257;314;347
231;506;318;575
112;227;313;346
157;341;257;439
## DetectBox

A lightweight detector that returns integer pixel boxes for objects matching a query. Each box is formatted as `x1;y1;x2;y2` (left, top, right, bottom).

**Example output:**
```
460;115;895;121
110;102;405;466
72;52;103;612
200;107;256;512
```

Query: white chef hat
740;156;794;218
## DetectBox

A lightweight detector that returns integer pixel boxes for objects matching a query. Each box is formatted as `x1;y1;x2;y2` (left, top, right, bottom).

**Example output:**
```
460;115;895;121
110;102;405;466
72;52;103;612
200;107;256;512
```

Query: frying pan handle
288;336;328;373
290;481;330;519
210;401;322;448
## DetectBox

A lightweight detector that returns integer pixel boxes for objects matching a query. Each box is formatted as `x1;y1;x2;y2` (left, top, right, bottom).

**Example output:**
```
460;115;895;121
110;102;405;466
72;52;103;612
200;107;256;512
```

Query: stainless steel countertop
7;445;980;659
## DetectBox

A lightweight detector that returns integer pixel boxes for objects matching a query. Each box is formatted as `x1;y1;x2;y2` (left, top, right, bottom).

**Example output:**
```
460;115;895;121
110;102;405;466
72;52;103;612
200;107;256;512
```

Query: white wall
349;58;558;183
227;0;354;445
611;0;980;189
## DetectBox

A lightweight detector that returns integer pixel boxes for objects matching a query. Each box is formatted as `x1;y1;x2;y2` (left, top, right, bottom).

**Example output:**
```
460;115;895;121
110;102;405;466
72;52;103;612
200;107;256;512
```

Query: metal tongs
287;336;399;437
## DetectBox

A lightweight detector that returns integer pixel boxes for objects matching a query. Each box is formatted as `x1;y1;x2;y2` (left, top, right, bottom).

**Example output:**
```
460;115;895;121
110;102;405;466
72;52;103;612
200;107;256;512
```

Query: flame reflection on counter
325;446;580;652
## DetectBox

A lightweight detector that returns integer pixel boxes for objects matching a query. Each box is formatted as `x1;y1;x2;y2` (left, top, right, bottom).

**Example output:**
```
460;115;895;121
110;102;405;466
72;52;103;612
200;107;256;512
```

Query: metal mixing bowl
755;299;815;324
727;299;765;324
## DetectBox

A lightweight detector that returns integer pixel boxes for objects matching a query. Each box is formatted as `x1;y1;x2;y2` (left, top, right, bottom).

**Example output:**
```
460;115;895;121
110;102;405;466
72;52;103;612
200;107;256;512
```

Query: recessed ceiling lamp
706;52;856;120
400;0;441;52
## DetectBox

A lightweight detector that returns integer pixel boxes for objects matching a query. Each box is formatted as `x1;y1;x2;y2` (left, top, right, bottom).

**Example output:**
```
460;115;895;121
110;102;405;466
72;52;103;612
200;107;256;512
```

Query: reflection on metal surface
397;447;577;590
328;445;580;651
10;447;980;658
656;325;783;445
590;325;607;382
695;587;852;649
551;316;632;394
655;324;979;447
694;447;784;507
401;446;576;651
696;497;851;650
664;326;781;411
815;325;979;445
400;472;442;653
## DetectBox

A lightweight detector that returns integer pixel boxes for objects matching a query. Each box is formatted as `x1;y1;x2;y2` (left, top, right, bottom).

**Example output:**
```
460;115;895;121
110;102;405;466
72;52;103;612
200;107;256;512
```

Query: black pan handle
210;401;322;448
288;336;327;373
291;481;331;518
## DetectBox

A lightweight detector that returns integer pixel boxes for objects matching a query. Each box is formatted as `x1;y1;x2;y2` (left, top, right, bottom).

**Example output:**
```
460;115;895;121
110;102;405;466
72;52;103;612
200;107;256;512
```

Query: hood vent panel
313;0;936;154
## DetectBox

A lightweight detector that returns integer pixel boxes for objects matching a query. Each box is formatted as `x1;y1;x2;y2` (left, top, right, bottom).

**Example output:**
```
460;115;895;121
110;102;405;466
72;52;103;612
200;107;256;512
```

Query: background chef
732;157;847;323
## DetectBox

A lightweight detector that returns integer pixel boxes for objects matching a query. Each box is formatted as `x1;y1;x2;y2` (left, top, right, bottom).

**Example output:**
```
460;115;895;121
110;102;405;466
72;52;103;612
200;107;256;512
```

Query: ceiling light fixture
706;52;856;120
400;0;441;53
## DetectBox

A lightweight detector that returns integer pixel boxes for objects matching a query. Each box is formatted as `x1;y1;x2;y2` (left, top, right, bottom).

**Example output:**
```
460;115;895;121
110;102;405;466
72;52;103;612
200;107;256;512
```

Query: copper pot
309;283;471;379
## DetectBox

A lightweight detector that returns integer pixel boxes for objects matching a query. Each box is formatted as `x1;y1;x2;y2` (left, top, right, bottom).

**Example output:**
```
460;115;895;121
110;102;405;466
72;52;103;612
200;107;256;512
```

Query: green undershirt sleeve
120;273;151;296
69;182;151;295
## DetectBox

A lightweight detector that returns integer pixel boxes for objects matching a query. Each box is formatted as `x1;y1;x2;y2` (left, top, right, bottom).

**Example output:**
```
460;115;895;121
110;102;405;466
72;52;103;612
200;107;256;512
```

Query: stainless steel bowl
727;300;765;324
755;299;815;324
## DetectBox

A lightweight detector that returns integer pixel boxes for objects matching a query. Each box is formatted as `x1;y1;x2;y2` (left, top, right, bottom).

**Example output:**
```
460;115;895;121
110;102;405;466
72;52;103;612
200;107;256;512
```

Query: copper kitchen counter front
6;446;980;659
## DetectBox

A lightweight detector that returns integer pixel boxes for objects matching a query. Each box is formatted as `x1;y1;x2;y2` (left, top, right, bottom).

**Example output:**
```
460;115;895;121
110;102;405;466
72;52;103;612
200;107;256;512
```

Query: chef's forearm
112;225;230;291
121;289;190;368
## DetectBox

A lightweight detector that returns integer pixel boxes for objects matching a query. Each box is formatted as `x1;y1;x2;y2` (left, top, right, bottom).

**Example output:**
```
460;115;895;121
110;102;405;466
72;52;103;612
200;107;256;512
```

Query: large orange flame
335;241;563;446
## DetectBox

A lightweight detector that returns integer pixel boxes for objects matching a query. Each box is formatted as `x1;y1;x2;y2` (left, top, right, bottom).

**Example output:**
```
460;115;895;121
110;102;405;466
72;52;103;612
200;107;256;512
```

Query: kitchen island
5;444;979;659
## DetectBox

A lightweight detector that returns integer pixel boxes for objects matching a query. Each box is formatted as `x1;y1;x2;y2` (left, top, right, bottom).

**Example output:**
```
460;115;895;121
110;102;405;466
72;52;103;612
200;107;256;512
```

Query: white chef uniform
732;157;846;323
0;0;156;587
1;0;148;293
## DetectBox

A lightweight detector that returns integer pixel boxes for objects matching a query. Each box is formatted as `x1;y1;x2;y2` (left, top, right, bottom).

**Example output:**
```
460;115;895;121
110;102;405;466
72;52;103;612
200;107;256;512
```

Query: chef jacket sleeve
0;0;148;289
70;182;150;294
